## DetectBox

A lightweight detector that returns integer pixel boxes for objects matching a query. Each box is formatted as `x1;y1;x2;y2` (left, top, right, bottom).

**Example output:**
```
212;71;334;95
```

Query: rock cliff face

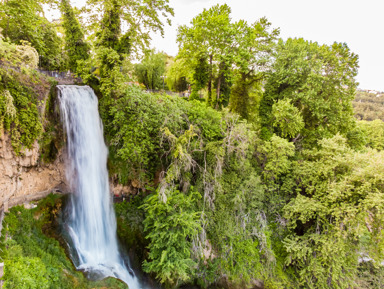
0;81;128;212
0;133;67;212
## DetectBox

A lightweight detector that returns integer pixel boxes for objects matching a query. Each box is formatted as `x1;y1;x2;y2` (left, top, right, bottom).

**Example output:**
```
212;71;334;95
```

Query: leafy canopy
86;0;174;56
0;0;64;70
260;38;359;145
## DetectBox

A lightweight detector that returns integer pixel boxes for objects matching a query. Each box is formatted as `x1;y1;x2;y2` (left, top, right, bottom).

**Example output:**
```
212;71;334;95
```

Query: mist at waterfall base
57;85;143;288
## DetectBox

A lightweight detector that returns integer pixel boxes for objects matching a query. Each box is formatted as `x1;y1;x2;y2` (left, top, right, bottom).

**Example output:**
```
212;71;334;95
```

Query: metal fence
37;69;82;83
145;89;194;98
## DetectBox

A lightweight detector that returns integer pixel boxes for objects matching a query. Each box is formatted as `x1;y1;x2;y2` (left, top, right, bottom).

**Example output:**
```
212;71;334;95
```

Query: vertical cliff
0;133;66;211
0;67;67;212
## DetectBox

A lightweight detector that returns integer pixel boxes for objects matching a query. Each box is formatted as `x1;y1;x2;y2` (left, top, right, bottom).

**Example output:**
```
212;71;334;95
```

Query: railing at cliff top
146;89;203;98
37;69;82;84
0;61;80;83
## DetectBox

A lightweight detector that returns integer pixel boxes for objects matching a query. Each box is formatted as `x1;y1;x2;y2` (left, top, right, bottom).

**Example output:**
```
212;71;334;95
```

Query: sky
46;0;384;91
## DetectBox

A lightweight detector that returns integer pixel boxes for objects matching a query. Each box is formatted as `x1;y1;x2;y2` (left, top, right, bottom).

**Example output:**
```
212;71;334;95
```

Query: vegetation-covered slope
353;90;384;121
0;195;126;289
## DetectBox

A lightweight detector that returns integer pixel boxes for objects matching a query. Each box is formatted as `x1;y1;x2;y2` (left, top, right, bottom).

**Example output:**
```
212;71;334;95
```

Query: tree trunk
215;75;221;109
208;54;213;104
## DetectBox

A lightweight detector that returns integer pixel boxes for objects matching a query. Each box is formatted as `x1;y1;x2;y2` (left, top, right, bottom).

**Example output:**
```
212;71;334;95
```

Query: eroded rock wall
0;133;67;211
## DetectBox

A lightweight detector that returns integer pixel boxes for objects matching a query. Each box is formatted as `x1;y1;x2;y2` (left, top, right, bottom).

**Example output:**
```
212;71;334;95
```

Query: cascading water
58;85;141;288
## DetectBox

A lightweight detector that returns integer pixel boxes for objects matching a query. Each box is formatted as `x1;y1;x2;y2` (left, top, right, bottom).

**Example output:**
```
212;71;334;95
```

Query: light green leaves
134;49;167;90
272;98;304;138
142;189;201;287
261;38;358;146
282;135;384;288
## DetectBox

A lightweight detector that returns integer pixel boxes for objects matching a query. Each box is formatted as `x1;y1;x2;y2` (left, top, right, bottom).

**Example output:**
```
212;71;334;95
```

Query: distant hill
353;89;384;121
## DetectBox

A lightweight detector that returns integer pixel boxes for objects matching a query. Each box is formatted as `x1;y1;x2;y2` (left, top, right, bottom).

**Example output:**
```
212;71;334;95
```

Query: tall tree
60;0;90;72
177;4;235;108
134;49;167;90
86;0;174;56
0;0;64;70
229;18;279;120
165;58;191;93
177;5;278;111
259;38;359;146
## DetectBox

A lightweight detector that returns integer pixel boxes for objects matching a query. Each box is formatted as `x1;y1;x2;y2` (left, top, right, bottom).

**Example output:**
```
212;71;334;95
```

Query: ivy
0;68;43;154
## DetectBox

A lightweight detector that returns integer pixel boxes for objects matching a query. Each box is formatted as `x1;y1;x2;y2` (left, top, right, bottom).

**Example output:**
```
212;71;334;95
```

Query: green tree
87;0;174;56
165;58;190;92
0;0;64;70
358;119;384;150
177;6;278;111
229;18;279;120
271;98;304;138
177;4;235;107
190;52;209;99
260;38;359;146
283;135;384;288
134;50;167;90
93;0;131;81
60;0;90;72
142;189;201;287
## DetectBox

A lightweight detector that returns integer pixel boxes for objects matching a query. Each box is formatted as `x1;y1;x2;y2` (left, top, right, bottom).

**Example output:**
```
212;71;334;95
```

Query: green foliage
229;73;262;121
228;18;279;118
357;119;384;150
258;134;295;181
104;85;296;287
3;256;50;289
134;50;167;90
282;135;384;288
271;98;304;138
192;53;209;92
199;118;288;286
166;58;191;92
60;0;90;72
106;86;184;183
0;196;127;289
104;85;223;185
142;189;201;287
356;261;384;288
177;6;278;111
177;4;235;106
95;0;123;50
39;82;64;164
260;38;359;146
0;0;64;70
0;35;39;68
86;0;174;56
0;67;43;153
114;198;148;266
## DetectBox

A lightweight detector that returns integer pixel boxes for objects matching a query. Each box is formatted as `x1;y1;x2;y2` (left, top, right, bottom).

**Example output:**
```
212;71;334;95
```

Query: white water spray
58;85;141;288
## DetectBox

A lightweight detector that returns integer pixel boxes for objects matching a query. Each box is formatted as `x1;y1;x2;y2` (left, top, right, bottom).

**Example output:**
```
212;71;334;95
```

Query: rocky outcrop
0;133;67;212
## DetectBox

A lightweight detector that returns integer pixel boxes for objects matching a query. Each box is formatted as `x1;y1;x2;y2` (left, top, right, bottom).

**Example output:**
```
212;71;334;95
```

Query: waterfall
58;85;141;288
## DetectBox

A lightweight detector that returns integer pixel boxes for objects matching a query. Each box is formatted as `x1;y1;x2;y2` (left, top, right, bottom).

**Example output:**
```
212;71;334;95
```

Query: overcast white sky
47;0;384;91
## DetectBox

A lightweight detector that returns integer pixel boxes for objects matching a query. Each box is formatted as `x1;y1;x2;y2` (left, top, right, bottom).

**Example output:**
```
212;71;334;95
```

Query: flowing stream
58;85;141;288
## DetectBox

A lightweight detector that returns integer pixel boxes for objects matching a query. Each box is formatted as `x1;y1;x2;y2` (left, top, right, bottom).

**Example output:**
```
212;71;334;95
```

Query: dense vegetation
1;1;384;289
100;86;384;289
0;195;126;289
0;35;47;153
